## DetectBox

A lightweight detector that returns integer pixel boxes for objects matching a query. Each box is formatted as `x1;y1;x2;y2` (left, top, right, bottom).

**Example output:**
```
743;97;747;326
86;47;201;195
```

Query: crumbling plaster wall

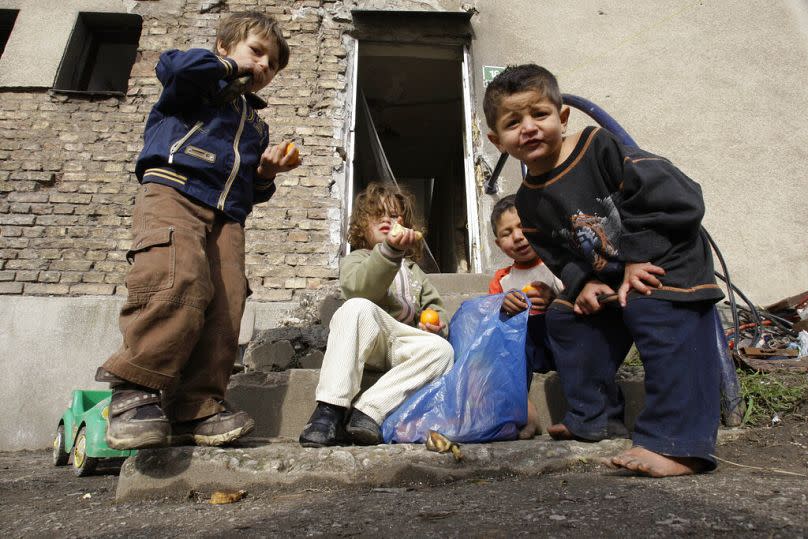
0;0;805;305
471;0;808;304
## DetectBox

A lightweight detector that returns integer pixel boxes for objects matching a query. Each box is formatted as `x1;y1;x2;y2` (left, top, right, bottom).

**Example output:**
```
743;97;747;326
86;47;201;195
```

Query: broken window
0;10;18;58
53;12;142;95
345;11;479;273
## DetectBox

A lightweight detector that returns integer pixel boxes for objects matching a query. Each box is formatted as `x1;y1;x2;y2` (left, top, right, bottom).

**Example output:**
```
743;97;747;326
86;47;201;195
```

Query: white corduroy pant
315;297;454;424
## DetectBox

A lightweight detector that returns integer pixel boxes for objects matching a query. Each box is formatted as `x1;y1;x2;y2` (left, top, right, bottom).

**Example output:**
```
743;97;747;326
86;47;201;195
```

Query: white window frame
342;39;480;272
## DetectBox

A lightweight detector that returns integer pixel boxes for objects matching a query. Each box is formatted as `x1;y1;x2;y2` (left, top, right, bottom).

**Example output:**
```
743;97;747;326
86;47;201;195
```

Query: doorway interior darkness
349;41;472;273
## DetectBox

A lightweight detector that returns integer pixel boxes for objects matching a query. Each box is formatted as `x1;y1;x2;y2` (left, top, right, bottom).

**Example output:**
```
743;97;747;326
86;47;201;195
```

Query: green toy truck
53;389;136;476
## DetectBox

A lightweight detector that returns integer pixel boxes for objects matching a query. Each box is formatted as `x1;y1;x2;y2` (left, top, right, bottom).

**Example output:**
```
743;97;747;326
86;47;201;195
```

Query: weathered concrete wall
0;295;294;450
0;296;118;450
0;0;142;88
1;0;803;305
472;0;808;304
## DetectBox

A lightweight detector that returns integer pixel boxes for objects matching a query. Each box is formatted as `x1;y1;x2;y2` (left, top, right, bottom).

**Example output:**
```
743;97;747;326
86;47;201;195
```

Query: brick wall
0;0;352;301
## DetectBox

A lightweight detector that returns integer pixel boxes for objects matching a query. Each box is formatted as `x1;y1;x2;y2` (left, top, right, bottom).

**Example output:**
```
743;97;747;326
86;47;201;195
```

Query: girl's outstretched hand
386;218;422;250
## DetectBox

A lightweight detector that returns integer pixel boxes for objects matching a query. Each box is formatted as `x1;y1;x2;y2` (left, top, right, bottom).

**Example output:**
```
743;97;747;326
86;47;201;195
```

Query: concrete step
120;371;744;502
116;437;634;501
114;370;660;501
226;369;645;441
318;273;492;326
429;272;490;319
428;273;491;296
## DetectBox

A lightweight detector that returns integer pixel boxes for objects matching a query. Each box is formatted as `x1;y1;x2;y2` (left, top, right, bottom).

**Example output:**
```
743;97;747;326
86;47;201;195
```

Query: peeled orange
284;142;300;165
390;222;423;241
419;308;440;326
521;284;537;293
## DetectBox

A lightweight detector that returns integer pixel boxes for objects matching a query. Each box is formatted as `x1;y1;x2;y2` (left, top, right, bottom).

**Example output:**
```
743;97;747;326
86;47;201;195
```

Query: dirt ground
2;417;807;538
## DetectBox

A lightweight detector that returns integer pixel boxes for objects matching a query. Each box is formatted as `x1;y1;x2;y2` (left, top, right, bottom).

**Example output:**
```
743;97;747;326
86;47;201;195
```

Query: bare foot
519;400;541;439
609;446;706;477
519;422;537;440
547;423;574;440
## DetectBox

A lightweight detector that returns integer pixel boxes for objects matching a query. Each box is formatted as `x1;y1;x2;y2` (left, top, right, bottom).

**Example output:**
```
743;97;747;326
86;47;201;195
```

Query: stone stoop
232;272;646;442
227;369;645;441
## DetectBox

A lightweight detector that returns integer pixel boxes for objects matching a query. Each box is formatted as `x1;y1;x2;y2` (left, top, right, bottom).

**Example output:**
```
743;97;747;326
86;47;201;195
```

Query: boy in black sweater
484;64;724;477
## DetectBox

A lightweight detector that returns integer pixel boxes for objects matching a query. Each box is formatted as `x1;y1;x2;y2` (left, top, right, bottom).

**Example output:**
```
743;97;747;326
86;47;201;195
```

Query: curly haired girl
299;182;453;447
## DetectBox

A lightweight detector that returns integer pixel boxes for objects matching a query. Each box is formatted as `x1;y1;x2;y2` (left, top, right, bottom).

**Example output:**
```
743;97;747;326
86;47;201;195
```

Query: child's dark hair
483;64;562;130
348;182;422;260
490;194;517;236
216;11;290;70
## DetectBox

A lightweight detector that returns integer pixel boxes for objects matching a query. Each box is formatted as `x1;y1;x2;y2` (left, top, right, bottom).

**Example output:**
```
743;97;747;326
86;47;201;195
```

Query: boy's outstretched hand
502;282;554;316
257;141;301;180
574;280;615;315
501;290;529;315
617;262;665;307
525;281;554;314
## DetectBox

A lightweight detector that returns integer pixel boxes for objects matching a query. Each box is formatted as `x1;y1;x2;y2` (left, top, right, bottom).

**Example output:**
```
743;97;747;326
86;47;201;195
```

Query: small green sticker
482;66;506;87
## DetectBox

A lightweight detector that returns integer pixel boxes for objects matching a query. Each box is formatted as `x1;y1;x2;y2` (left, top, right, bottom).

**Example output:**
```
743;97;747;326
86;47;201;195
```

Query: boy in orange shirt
489;195;563;438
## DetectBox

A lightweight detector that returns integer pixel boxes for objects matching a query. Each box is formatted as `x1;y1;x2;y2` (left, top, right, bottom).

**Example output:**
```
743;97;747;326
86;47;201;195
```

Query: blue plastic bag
382;293;529;444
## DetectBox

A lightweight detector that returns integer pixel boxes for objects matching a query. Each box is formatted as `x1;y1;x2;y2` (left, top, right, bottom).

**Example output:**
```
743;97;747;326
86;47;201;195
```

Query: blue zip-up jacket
135;48;276;224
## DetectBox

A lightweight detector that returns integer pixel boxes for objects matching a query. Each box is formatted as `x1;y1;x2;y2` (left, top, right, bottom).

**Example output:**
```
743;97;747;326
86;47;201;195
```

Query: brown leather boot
171;407;255;447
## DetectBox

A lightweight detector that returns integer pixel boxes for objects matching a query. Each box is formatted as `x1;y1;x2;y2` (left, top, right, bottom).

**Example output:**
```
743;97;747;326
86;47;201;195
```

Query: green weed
737;369;808;426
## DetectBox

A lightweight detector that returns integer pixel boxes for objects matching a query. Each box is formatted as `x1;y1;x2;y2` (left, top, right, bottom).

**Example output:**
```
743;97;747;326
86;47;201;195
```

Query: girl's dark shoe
299;402;347;447
346;408;382;445
171;409;255;447
106;385;170;450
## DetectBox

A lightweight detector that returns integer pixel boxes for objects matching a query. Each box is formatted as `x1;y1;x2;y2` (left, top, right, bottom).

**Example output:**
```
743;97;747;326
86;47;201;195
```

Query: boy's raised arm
617;153;706;263
155;48;239;109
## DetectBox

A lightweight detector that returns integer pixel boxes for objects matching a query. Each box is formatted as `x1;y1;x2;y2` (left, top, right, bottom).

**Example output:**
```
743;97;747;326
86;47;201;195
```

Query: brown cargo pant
102;183;247;422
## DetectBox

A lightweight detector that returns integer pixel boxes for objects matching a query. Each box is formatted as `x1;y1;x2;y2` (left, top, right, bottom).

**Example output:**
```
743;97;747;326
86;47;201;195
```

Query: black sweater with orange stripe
515;126;723;305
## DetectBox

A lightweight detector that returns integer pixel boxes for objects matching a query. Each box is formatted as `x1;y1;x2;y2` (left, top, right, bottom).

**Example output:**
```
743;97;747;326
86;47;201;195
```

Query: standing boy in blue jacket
95;12;299;449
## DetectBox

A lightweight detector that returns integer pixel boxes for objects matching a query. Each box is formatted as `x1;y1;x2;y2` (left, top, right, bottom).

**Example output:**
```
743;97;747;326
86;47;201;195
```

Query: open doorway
349;42;471;273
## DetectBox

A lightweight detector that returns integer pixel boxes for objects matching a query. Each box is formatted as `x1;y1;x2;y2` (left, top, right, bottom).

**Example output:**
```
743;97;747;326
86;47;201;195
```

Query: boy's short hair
483;64;562;131
216;11;290;70
490;194;517;236
348;182;422;260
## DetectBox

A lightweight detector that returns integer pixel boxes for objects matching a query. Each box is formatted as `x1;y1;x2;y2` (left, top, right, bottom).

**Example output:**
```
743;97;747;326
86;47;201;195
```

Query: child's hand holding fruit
501;281;554;315
386;218;422;250
418;308;445;335
257;141;302;179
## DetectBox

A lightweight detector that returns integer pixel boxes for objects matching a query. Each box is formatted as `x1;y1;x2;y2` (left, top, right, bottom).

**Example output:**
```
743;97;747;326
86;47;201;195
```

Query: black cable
713;272;762;346
701;228;743;345
485;152;509;195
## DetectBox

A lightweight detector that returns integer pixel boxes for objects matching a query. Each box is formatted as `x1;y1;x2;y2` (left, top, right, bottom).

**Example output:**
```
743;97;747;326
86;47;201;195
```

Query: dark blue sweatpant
545;297;720;468
525;313;555;378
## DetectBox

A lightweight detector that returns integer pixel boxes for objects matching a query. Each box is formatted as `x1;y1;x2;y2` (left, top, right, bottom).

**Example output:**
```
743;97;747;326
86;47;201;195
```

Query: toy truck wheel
72;427;98;477
52;424;69;466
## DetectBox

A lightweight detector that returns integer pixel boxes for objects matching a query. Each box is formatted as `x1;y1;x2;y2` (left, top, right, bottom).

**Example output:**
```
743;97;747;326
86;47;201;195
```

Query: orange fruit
521;284;537;293
284;142;300;165
420;308;440;326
